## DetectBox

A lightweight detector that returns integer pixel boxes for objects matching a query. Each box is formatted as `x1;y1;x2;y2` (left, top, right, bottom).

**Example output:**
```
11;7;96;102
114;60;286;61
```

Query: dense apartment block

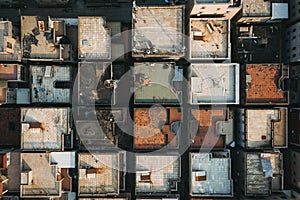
78;16;111;60
21;16;72;61
242;64;289;105
30;65;72;103
290;65;300;104
135;154;180;197
233;149;284;197
289;0;300;24
0;64;29;104
133;62;183;104
285;22;300;64
20;152;75;198
20;107;71;151
132;5;185;59
134;107;182;150
0;20;21;61
189;63;239;104
189;108;234;149
291;150;300;189
78;62;116;105
78;152;126;197
190;151;233;197
236;108;287;149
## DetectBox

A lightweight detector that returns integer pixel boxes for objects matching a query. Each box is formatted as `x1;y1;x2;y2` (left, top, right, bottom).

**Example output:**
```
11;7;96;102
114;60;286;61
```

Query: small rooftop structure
189;0;241;18
31;65;71;103
190;151;233;197
134;62;183;104
78;62;116;105
0;64;29;105
135;154;180;194
190;64;239;104
236;108;287;149
189;108;234;149
189;18;230;60
290;108;300;147
134;107;182;150
78;16;111;60
20;152;74;198
233;150;283;197
21;107;70;151
0;108;21;147
132;5;185;58
0;21;21;61
244;64;289;105
78;152;125;196
21;16;72;61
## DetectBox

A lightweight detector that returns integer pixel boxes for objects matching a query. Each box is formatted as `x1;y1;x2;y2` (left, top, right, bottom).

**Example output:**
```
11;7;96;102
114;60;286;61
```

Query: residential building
285;22;300;64
78;152;126;197
78;62;116;105
0;20;21;61
188;0;241;19
236;108;288;149
132;5;185;59
134;107;182;150
189;18;231;61
290;65;300;104
233;149;284;197
290;108;300;146
190;150;233;197
238;0;288;23
135;154;180;196
31;65;72;103
78;16;111;60
291;150;300;190
21;108;71;151
189;108;234;149
0;64;30;105
21;16;72;61
20;152;75;199
0;108;21;148
237;24;282;63
133;62;183;104
34;0;70;7
189;63;239;105
0;151;10;197
289;0;300;24
242;64;289;105
76;108;128;151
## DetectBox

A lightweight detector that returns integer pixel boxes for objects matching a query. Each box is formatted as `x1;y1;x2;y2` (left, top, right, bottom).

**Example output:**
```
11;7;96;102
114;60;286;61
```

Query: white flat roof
51;152;76;168
272;3;288;20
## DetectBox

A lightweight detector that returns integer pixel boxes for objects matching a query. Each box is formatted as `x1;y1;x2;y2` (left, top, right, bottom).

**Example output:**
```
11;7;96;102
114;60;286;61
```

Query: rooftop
134;62;183;104
0;108;20;147
134;107;182;150
245;152;283;196
78;16;111;60
242;0;271;17
0;21;21;61
289;108;300;146
245;64;289;104
21;16;71;61
78;153;121;196
78;62;115;105
244;108;287;148
20;153;62;198
190;108;233;149
190;151;233;197
291;151;300;188
190;64;239;104
190;18;229;60
31;65;71;103
135;154;180;194
290;66;300;104
21;107;69;151
132;5;184;58
7;151;20;192
195;0;231;3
